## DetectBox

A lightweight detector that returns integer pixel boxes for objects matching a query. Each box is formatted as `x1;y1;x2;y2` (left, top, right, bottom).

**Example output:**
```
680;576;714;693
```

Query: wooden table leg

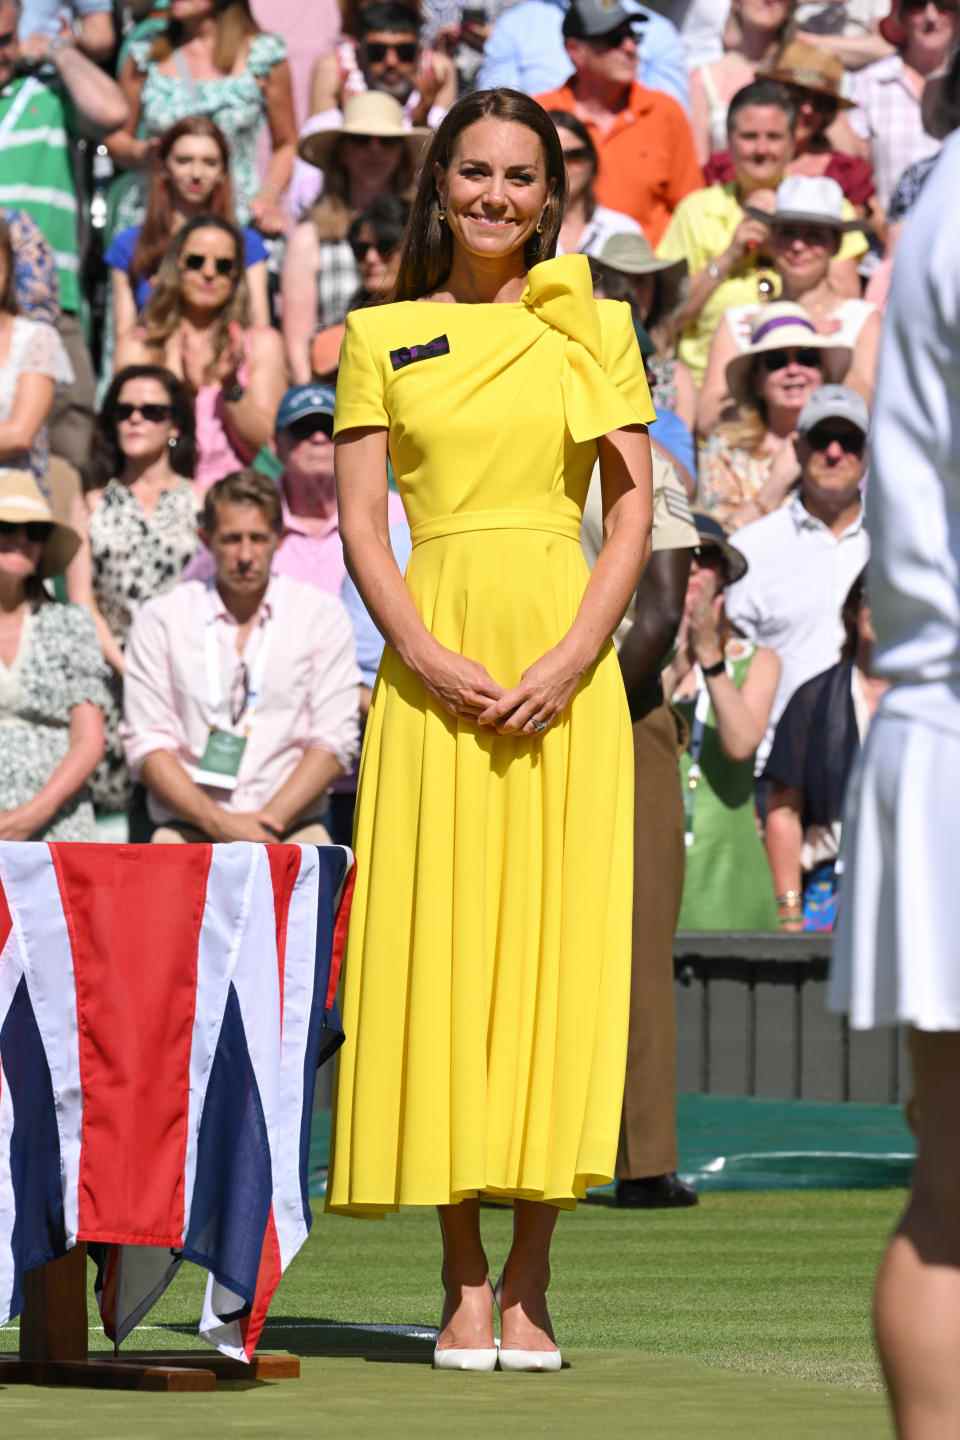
20;1243;88;1362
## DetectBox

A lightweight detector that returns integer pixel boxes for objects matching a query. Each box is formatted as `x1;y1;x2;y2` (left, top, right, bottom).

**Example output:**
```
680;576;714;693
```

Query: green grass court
1;1189;900;1438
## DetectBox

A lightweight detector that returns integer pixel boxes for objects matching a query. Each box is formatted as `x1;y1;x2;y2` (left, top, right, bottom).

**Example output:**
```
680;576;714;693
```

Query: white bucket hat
726;302;852;403
298;92;431;172
753;176;864;233
0;469;80;578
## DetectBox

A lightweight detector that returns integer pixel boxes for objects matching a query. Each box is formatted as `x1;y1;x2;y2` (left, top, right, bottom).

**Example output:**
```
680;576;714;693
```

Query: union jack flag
0;841;353;1360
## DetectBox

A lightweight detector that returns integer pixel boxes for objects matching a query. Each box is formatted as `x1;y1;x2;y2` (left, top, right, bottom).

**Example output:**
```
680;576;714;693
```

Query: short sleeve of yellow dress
328;253;655;1216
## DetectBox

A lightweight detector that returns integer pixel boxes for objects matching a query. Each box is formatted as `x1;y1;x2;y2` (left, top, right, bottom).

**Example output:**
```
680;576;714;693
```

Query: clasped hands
418;640;586;737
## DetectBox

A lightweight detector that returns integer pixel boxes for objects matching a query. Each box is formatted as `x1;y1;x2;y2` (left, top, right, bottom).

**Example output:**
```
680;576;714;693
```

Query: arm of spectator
282;223;321;384
671;362;697;436
703;638;779;762
795;28;894;72
73;492;126;672
249;59;297;236
0;702;104;841
76;9;116;64
669;211;772;335
246;261;271;328
62;488;98;620
111;268;139;352
845;307;881;403
104;58;154;170
688;66;713;167
142;750;276;841
408;50;457;127
40;35;128;136
696;314;738;436
617;547;691;713
258;749;344;836
223;325;287;457
764;785;805;930
309;48;343;113
0;372;54;458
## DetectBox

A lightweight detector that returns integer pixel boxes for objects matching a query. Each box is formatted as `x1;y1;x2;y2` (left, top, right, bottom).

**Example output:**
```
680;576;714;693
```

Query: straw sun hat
0;469;79;578
593;231;689;317
725;303;852;404
760;39;855;110
297;92;431;171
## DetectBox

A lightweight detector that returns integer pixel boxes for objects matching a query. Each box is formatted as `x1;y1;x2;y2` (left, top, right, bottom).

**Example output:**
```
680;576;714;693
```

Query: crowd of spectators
0;0;948;931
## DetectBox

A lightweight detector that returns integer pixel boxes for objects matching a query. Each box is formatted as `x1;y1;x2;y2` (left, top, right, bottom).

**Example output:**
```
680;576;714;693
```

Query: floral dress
110;32;287;238
89;479;198;810
0;601;109;841
0;316;73;492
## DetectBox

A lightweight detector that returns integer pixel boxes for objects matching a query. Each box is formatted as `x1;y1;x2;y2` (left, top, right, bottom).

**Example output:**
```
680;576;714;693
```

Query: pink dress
192;355;253;499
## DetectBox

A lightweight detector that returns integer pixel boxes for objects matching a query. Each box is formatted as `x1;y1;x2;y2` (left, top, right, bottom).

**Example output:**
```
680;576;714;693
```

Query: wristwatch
706;259;723;282
701;657;726;678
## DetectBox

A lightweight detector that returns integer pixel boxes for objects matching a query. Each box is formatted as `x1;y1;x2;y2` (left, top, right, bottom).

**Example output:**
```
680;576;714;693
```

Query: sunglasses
116;402;173;423
343;133;404;148
759;346;822;372
0;520;52;542
350;237;398;261
773;224;834;249
902;0;959;12
0;28;16;47
561;145;593;164
691;544;725;569
805;425;865;456
364;40;418;61
182;252;235;276
286;414;332;442
588;23;636;49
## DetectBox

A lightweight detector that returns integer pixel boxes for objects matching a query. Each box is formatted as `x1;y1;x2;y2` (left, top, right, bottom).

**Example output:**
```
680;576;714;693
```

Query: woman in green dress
663;513;780;931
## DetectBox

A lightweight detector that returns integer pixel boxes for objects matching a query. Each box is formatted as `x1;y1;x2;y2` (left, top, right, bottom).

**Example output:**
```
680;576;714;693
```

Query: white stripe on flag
0;1055;15;1324
181;843;259;1241
0;845;82;1245
270;845;317;1268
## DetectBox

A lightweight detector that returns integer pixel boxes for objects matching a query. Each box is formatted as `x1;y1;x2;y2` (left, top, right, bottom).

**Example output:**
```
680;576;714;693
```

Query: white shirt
558;205;642;258
122;574;360;823
724;493;869;770
865;128;960;732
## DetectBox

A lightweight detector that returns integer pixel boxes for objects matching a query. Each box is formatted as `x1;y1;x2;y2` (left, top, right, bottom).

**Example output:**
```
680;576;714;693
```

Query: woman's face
557;127;594;208
340;133;405;193
630;273;656;322
771;222;836;290
115;376;178;465
902;0;959;63
178;224;238;311
437;118;550;263
166;134;226;209
737;0;793;30
351;224;401;294
169;0;215;20
787;85;837;146
758;346;824;414
685;547;725;619
0;522;44;582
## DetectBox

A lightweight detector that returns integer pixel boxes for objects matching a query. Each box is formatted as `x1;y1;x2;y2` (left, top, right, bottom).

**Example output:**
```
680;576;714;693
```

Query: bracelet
778;911;803;928
776;890;802;909
706;259;723;282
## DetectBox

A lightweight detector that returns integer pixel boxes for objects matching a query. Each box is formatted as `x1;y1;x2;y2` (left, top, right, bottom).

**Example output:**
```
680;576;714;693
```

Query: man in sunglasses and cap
724;383;870;777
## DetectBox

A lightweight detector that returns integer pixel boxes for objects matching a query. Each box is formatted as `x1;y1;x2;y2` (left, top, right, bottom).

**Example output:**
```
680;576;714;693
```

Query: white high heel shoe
497;1345;562;1372
432;1342;499;1372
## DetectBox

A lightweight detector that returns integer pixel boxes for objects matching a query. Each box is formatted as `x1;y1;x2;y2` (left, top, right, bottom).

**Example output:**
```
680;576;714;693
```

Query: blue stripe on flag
0;975;67;1318
182;982;272;1308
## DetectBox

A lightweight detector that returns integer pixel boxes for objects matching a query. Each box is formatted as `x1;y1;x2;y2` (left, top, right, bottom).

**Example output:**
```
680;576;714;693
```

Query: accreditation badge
188;727;248;791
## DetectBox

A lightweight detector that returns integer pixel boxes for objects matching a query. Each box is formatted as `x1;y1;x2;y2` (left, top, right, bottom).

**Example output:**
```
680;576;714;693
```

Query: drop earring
536;213;545;234
436;202;447;222
168;435;178;449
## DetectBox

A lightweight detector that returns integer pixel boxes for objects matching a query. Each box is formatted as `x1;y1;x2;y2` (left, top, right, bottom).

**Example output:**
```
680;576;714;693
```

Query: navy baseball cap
275;384;336;435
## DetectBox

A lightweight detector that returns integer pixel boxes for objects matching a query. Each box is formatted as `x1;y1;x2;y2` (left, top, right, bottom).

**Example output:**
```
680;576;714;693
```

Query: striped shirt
0;76;79;312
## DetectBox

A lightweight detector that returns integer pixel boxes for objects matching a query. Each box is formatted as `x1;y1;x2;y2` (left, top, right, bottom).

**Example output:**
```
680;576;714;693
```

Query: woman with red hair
105;116;271;357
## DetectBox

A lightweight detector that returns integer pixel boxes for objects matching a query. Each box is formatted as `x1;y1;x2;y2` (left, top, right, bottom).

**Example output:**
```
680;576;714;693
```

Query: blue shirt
649;407;694;480
341;521;413;688
19;0;110;35
105;225;270;311
476;0;689;113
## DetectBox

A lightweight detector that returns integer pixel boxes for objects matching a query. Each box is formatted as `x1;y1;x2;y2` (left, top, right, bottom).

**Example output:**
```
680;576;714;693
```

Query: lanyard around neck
204;590;273;736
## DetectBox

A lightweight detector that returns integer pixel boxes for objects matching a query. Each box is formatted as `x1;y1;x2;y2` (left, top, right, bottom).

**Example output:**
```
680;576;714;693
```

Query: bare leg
497;1199;559;1352
875;1029;960;1439
435;1200;495;1351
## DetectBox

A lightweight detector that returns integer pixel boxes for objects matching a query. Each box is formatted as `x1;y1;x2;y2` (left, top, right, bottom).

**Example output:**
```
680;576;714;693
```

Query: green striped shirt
0;76;79;312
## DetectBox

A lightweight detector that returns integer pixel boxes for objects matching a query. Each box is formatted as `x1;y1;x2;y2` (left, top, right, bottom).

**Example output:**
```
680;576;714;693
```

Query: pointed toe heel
432;1345;499;1372
497;1347;562;1372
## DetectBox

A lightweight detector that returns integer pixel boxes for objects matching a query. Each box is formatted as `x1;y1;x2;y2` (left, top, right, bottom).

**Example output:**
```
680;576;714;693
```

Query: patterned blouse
697;430;788;530
0;602;109;841
3;207;59;322
0;316;73;490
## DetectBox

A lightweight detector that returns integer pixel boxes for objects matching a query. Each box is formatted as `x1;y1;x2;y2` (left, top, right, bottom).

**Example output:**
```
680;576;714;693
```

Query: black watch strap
701;657;726;678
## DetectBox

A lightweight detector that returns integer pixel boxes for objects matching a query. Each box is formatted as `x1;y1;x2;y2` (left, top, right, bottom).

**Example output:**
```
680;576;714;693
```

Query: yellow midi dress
328;253;655;1215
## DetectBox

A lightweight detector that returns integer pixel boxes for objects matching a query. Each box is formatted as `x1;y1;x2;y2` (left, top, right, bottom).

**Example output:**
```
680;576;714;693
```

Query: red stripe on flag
0;879;12;958
237;1205;283;1360
265;846;301;1034
327;862;356;1011
52;844;212;1246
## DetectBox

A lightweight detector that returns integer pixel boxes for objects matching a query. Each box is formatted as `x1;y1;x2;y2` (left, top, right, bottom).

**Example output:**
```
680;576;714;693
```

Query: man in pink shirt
122;470;359;845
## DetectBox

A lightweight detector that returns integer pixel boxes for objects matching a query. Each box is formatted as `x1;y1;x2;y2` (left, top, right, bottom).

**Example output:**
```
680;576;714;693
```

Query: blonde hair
141;215;250;385
152;0;260;74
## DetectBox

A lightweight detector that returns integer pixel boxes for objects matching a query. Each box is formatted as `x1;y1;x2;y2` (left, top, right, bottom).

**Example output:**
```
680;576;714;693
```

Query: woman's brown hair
547;109;598;224
307;139;417;243
0;217;17;316
151;0;260;74
141;214;249;385
393;88;567;302
131;117;236;285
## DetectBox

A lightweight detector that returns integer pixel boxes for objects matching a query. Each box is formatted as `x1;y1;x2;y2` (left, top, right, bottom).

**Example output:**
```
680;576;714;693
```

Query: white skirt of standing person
829;686;960;1031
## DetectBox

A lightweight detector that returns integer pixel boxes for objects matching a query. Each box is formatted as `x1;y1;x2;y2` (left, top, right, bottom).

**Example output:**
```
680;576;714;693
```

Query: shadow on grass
261;1318;437;1365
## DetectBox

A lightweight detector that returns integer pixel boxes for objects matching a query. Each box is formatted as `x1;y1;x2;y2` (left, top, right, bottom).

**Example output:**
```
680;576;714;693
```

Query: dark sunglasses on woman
115;402;173;423
344;134;404;149
365;40;418;61
0;520;53;542
805;425;866;456
561;146;593;164
350;238;398;261
182;252;235;276
760;346;822;372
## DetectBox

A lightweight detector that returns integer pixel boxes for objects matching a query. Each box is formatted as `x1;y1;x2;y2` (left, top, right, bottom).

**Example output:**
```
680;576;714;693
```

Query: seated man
123;470;360;845
307;2;454;130
535;0;701;245
724;384;870;775
658;79;869;386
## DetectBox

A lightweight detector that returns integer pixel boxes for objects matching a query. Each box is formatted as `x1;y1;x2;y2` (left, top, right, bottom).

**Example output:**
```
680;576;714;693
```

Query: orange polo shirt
535;79;704;246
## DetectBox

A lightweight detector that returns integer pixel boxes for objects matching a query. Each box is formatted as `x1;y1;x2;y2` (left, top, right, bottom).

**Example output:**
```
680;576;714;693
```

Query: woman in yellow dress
331;87;654;1372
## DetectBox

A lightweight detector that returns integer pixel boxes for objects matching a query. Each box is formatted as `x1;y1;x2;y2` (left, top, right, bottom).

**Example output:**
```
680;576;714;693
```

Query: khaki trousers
616;700;686;1180
152;821;332;845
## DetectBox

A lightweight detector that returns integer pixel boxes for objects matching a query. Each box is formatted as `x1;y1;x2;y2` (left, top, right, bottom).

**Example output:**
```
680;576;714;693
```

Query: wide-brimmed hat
692;511;748;587
726;302;852;403
760;39;855;109
0;469;80;578
298;93;431;172
593;231;688;316
756;176;865;233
